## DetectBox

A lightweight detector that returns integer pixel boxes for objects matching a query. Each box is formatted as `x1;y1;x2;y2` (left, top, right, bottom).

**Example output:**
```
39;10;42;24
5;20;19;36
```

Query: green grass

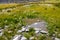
0;3;22;11
13;4;60;38
0;3;60;40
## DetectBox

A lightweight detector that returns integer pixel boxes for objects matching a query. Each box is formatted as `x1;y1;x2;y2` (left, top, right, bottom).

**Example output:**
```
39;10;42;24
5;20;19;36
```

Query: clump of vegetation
54;3;60;8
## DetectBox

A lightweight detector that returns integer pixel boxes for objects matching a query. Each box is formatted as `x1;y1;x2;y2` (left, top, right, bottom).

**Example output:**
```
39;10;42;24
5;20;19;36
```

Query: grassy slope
0;3;60;40
13;4;60;38
0;3;19;10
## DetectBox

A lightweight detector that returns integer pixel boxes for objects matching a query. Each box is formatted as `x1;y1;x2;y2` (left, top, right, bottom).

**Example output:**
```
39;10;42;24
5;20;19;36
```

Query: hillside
0;0;60;40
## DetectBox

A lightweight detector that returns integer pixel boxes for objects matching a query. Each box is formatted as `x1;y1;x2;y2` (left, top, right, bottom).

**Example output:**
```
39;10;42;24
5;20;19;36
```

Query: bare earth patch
23;18;42;24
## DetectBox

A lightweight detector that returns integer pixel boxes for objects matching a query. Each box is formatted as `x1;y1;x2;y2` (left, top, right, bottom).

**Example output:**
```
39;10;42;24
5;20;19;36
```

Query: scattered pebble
28;25;31;27
35;30;40;34
5;25;9;28
8;31;12;33
30;37;34;40
0;29;4;36
52;37;60;40
21;27;26;32
40;30;48;34
17;30;22;33
21;36;27;40
13;35;22;40
25;28;29;32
